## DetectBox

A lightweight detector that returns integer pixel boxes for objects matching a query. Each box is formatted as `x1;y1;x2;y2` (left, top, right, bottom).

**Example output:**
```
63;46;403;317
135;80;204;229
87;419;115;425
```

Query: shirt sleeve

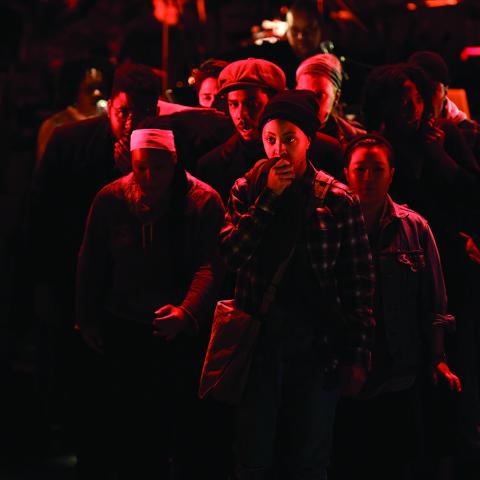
220;177;281;271
336;194;376;369
76;191;113;329
179;191;226;331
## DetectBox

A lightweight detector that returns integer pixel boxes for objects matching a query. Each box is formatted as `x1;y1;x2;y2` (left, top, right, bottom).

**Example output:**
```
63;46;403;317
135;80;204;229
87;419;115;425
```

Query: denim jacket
374;196;454;376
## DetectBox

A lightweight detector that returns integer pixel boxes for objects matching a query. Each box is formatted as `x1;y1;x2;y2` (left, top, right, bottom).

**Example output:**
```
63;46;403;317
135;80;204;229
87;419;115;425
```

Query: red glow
460;46;480;61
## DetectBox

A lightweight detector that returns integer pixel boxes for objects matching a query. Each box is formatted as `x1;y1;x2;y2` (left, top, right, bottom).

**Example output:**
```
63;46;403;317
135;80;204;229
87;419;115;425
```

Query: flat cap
217;58;286;96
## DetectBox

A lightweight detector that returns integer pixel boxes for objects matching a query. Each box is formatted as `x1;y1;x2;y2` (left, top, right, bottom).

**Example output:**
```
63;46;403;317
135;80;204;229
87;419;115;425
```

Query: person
196;58;286;203
363;65;480;472
408;50;480;163
36;61;107;162
76;127;225;479
285;0;324;62
244;0;326;89
332;134;461;480
197;58;343;203
191;58;229;108
296;52;365;146
408;50;480;459
362;63;480;265
220;90;375;479
30;62;163;478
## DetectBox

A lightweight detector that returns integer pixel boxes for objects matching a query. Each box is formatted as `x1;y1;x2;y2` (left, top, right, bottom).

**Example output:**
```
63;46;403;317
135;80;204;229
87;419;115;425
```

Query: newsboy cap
217;58;286;96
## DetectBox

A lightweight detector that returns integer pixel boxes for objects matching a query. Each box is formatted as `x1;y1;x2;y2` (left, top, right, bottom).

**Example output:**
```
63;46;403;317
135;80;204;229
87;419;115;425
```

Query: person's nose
237;104;248;121
125;112;134;131
364;168;376;182
273;140;286;158
144;168;153;184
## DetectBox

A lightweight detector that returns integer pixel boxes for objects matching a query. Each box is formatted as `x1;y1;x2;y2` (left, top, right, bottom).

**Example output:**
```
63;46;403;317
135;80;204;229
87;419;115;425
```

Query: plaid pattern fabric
220;162;375;368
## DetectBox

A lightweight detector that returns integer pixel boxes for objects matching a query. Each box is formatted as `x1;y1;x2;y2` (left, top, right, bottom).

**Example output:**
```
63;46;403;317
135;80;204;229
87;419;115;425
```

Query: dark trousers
331;384;423;480
102;317;211;480
235;329;339;480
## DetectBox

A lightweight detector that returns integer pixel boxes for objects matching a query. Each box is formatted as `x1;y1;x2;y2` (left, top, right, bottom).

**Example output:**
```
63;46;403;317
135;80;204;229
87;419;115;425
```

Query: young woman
220;90;375;479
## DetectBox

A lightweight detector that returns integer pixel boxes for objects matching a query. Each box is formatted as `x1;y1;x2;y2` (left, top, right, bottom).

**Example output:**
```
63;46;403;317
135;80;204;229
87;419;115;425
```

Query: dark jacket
30;115;119;317
196;133;265;204
363;196;454;397
321;113;365;145
77;171;225;331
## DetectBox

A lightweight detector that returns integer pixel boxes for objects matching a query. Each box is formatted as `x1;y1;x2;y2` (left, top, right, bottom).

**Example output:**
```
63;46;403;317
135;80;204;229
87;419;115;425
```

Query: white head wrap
130;128;176;154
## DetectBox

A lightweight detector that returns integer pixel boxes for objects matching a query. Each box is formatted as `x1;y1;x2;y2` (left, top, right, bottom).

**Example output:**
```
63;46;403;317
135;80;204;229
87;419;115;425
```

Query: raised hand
267;157;295;195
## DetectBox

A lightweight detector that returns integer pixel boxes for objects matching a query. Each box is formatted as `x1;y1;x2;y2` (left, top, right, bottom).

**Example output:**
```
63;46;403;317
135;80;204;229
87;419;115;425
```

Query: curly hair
362;63;434;132
110;63;163;108
191;59;228;91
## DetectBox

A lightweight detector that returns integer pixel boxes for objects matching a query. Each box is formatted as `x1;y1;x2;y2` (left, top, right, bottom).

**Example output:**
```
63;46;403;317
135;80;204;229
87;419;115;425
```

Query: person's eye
265;136;276;145
228;102;238;108
285;135;296;144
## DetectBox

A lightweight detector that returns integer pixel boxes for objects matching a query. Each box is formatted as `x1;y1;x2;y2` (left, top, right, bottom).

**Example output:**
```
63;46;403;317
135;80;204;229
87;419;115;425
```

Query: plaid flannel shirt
220;161;375;369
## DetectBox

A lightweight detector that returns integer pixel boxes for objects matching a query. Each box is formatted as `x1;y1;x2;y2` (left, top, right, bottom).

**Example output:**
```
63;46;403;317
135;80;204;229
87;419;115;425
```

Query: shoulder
333;115;366;140
316;170;359;207
93;175;129;206
186;172;225;212
198;134;238;169
52;115;108;142
393;201;430;229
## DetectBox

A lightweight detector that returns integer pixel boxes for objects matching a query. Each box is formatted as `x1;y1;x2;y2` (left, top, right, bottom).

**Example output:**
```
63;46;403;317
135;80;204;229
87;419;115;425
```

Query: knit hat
217;58;286;96
296;53;342;90
259;90;320;139
408;50;450;86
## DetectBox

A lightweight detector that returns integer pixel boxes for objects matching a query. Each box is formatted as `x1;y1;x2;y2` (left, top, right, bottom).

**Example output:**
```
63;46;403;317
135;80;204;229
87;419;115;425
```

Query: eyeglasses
111;104;156;121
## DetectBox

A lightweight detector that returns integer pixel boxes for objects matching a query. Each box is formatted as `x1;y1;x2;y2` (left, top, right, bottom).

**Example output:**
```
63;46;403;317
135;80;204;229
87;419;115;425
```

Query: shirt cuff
178;305;199;335
255;187;281;215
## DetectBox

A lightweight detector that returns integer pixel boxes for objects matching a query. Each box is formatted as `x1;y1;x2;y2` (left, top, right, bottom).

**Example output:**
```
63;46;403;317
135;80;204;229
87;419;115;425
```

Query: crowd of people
26;1;480;480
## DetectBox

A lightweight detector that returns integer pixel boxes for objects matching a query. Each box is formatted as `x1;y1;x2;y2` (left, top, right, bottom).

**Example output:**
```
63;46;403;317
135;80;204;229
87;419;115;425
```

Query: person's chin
239;129;257;142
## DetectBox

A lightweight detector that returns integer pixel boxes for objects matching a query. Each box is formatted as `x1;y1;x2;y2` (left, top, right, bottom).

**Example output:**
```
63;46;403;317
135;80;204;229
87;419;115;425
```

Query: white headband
130;128;176;153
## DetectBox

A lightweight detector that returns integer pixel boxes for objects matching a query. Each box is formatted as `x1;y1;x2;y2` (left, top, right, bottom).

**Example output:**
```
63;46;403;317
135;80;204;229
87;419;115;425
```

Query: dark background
1;0;480;477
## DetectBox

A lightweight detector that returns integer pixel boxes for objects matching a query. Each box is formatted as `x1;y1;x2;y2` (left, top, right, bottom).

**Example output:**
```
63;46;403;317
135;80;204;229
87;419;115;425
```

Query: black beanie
408;50;450;86
259;90;320;139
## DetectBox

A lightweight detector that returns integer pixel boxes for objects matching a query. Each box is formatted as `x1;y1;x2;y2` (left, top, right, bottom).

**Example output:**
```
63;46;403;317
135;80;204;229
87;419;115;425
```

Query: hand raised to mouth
267;157;294;195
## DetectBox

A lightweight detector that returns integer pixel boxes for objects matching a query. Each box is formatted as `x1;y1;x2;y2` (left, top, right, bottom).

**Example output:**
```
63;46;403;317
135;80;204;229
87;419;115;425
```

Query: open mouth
238;125;255;136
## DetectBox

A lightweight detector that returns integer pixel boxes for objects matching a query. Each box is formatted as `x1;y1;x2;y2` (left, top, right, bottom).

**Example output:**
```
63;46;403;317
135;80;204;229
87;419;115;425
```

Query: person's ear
334;88;342;107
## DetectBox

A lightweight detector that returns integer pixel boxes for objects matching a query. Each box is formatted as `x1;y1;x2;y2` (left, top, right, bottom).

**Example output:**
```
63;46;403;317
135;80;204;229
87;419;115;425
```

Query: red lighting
460;46;480;61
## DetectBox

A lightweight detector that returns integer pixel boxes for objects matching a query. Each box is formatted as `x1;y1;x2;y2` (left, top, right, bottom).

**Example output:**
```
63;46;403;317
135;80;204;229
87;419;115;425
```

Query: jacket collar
379;195;409;228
